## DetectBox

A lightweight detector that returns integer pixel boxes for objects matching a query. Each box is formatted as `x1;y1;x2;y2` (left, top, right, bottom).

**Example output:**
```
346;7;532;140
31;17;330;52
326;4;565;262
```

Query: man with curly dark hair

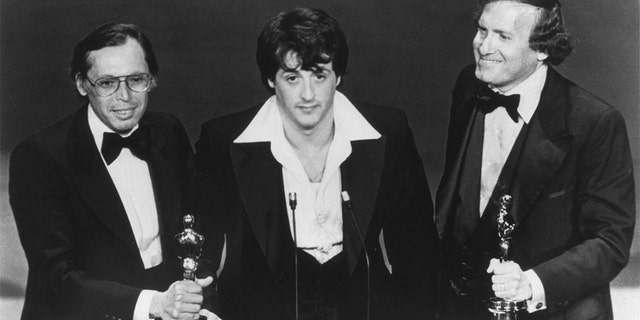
436;1;635;319
189;7;439;320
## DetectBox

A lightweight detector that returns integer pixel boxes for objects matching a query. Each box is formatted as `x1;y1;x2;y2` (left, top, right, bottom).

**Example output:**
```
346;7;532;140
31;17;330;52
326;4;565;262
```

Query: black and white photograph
1;1;638;319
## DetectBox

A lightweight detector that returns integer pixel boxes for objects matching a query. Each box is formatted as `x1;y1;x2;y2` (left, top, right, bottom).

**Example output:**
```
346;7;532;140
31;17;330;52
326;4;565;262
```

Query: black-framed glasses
86;73;153;97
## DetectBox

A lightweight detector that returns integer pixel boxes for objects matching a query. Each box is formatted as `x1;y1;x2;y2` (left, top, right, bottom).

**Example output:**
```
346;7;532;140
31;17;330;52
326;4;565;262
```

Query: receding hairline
83;37;149;77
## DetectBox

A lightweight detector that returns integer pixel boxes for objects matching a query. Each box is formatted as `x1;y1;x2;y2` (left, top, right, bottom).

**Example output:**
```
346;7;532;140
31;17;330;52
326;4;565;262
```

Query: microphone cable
288;192;299;320
341;191;370;320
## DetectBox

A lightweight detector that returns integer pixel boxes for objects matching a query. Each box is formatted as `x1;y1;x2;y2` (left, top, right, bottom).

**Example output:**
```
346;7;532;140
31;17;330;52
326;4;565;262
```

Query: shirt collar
88;104;139;150
234;90;381;144
492;64;548;124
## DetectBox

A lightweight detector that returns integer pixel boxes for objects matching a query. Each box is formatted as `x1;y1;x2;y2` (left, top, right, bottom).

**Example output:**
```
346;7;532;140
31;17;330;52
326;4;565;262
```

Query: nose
300;77;315;102
115;79;132;101
476;33;495;56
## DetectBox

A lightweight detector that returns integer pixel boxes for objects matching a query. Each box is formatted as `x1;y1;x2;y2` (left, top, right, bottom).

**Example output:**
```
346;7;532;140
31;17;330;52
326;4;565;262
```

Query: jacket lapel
230;142;290;276
143;121;182;257
508;68;572;225
65;106;139;254
341;137;386;275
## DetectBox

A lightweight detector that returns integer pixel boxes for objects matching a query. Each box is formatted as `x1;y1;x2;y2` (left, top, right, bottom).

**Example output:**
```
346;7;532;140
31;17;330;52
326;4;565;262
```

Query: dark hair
70;22;158;81
256;7;348;93
478;0;572;65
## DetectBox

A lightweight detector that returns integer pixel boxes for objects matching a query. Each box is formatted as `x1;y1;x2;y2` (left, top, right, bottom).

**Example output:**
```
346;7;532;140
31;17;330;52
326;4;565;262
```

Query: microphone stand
341;191;370;320
288;192;299;320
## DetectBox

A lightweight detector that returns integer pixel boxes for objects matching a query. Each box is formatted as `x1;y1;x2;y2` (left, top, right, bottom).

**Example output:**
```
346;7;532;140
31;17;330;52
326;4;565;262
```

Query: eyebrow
282;65;329;74
477;20;513;37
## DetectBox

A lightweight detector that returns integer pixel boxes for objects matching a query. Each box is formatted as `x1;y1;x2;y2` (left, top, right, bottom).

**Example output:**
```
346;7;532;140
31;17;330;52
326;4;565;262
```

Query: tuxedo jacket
189;102;439;320
436;65;635;319
9;106;192;320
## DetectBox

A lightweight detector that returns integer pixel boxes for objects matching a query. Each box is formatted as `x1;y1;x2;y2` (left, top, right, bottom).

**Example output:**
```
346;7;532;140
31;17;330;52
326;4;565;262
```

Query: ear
336;76;341;87
536;51;549;62
267;78;275;89
75;74;88;96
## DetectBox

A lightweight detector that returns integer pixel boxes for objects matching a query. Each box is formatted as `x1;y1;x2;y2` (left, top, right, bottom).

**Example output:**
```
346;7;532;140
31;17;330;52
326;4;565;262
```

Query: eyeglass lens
94;74;151;96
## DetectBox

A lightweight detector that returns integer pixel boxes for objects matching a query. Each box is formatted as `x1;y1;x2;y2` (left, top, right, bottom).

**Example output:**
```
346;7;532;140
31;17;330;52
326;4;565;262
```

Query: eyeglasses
86;73;153;97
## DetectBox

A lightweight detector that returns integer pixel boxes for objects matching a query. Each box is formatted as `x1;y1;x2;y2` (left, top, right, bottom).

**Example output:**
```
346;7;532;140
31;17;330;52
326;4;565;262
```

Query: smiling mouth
112;109;135;117
479;57;503;64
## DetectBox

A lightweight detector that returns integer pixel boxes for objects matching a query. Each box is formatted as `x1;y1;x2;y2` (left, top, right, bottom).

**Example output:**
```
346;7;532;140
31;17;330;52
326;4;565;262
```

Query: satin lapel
230;142;290;276
143;123;181;257
341;137;386;275
509;69;572;225
435;100;479;238
65;107;139;253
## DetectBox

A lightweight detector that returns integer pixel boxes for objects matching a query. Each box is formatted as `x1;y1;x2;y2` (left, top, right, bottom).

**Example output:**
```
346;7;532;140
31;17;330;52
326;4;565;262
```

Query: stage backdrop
1;0;638;318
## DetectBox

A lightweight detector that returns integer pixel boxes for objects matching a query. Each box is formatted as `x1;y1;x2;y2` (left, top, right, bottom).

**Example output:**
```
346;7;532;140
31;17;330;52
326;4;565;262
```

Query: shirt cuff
134;289;160;320
524;269;546;313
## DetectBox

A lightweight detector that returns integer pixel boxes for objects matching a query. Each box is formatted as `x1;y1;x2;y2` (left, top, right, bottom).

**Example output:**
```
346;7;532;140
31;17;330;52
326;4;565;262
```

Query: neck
283;117;335;152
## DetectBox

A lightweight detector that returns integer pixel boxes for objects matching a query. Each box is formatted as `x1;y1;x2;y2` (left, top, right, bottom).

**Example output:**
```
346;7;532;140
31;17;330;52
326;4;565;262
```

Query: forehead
480;1;540;36
86;38;149;77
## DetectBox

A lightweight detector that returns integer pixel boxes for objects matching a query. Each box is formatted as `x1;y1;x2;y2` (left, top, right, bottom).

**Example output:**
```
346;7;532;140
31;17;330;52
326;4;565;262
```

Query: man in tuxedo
436;1;635;319
9;23;213;320
189;7;439;320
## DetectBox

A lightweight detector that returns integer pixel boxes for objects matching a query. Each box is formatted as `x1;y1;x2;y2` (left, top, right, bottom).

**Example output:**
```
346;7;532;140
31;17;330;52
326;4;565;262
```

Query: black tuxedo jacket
9;106;192;320
436;65;635;319
189;102;439;320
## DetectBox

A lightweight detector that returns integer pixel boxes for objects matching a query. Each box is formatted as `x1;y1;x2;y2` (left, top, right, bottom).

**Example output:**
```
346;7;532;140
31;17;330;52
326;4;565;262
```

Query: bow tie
101;127;150;165
475;86;521;123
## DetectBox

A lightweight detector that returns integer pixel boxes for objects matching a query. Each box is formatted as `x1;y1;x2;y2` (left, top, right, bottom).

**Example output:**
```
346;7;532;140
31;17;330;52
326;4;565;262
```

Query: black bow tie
475;86;521;123
101;126;150;165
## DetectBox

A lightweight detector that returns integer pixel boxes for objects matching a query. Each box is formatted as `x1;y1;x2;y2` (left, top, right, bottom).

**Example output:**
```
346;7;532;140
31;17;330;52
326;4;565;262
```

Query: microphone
288;192;299;320
341;191;370;320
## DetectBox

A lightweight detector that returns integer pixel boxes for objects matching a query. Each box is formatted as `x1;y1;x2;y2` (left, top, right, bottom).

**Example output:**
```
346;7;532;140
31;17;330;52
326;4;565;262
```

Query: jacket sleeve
9;140;142;319
383;111;440;319
533;107;635;311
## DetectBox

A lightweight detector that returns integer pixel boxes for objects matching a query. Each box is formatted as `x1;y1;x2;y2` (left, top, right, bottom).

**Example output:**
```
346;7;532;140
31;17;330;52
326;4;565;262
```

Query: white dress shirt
478;65;548;313
234;91;381;264
87;107;162;320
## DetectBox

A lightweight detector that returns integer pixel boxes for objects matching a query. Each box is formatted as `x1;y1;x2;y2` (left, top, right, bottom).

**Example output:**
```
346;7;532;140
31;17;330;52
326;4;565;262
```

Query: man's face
76;38;150;134
473;1;548;92
268;51;341;132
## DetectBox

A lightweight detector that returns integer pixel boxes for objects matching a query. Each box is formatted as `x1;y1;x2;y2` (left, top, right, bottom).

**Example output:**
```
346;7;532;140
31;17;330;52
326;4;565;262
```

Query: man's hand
150;279;207;320
486;258;532;301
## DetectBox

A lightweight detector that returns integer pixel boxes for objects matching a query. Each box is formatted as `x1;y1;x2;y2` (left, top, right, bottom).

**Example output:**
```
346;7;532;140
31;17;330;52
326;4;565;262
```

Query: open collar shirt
234;91;381;264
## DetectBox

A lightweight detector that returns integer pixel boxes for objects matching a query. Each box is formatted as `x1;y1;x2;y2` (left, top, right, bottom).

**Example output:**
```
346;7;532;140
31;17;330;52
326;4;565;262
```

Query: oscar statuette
487;195;526;320
175;214;204;281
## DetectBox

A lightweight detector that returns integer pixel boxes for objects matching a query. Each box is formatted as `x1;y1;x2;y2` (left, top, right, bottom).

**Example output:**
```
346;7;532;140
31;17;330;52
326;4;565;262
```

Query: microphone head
341;191;351;202
288;192;297;209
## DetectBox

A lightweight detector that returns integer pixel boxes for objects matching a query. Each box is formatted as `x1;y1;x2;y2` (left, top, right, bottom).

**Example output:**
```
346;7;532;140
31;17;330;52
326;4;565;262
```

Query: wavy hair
478;0;573;65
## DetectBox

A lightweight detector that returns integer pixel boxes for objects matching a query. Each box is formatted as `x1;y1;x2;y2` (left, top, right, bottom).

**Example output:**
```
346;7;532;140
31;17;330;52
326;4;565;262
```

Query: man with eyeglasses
9;23;215;320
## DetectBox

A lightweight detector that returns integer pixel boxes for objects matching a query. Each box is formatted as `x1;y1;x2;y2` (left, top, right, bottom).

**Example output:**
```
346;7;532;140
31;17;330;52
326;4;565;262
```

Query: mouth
478;57;503;65
297;105;319;112
112;108;136;118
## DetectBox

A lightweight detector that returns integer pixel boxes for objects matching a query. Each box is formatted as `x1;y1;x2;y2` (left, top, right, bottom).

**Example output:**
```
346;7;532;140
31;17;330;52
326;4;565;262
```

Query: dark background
1;0;638;317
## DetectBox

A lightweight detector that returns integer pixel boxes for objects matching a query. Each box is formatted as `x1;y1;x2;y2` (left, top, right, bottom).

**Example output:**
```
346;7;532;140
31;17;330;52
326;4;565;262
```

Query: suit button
536;303;543;309
461;262;468;268
460;277;468;283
